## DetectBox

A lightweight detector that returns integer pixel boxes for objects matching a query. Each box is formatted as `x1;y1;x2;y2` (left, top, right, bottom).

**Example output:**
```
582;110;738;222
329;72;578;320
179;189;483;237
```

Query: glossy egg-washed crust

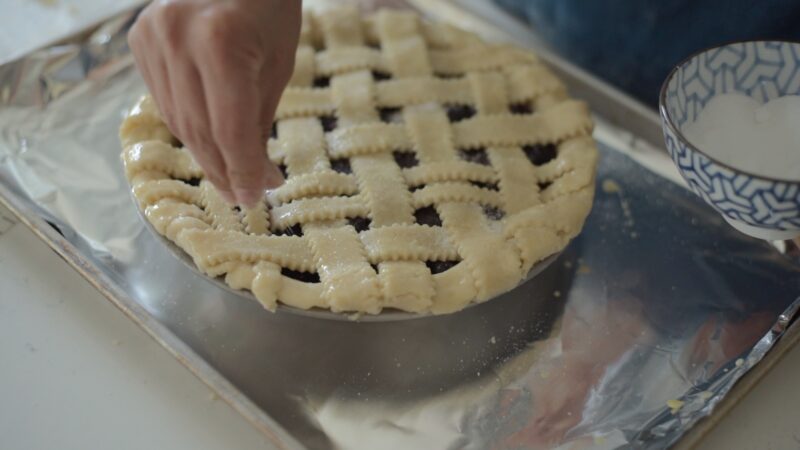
120;7;598;315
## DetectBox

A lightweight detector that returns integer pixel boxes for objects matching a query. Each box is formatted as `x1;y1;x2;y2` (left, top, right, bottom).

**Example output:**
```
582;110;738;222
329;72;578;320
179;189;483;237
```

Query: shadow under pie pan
133;200;560;322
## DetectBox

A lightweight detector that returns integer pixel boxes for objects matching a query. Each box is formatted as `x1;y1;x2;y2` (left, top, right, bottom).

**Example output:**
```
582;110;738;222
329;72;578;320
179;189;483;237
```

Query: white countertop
0;205;274;450
2;2;800;449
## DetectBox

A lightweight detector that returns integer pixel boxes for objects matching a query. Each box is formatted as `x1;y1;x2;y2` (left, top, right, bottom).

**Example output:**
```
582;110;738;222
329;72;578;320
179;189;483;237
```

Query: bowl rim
658;39;800;184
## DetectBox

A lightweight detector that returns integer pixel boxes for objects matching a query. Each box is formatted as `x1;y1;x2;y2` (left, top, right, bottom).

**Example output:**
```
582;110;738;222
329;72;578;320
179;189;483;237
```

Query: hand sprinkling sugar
128;0;409;207
128;0;301;207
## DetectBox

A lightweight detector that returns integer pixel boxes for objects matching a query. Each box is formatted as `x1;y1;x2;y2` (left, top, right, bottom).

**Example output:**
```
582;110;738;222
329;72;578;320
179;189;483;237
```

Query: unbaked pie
120;6;598;315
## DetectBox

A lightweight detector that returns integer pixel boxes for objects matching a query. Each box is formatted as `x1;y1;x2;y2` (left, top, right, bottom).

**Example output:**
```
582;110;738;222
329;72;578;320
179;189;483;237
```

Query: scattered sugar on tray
489;336;497;344
601;178;636;227
735;358;744;367
667;399;684;414
620;199;635;227
601;178;621;193
684;93;800;180
553;290;561;298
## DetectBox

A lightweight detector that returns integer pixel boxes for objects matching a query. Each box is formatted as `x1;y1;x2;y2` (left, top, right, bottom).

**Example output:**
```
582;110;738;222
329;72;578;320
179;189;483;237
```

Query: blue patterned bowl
659;41;800;240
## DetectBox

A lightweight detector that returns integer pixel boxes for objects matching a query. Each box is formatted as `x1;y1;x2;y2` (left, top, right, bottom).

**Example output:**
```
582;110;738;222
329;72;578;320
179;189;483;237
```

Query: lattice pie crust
120;7;598;315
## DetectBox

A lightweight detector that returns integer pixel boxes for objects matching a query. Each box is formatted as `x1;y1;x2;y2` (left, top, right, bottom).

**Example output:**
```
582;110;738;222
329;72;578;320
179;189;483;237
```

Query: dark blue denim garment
496;0;800;106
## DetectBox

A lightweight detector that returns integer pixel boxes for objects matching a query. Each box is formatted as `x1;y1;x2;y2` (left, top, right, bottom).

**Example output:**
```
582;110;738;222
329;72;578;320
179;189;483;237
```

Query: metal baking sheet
1;2;799;449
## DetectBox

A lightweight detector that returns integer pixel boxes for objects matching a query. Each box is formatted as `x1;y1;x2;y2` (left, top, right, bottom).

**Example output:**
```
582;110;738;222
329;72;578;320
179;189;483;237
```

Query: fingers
129;0;301;207
131;2;238;203
129;12;176;133
209;80;271;207
171;62;237;203
131;2;227;197
192;12;273;207
160;31;236;202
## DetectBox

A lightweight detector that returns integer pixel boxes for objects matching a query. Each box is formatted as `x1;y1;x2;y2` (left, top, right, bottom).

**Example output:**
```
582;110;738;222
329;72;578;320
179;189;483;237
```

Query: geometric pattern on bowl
660;41;800;230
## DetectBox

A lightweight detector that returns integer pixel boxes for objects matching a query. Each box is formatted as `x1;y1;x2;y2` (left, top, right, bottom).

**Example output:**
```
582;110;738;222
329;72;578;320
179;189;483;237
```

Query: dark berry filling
278;164;289;179
372;70;392;81
393;150;419;168
414;206;442;227
458;148;490;166
348;216;372;233
320;115;338;132
523;144;557;166
446;104;476;122
509;102;533;115
313;76;330;88
426;260;459;274
379;107;403;123
470;181;499;191
181;177;202;187
482;205;505;220
330;158;352;174
281;268;320;283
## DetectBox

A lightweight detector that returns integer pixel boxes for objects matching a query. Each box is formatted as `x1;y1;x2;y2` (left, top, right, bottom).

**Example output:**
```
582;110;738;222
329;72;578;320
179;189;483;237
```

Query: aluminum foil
1;5;799;450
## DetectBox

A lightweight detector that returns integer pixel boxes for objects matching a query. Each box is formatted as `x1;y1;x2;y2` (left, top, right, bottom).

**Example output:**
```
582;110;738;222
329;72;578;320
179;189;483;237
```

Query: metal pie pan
134;198;559;322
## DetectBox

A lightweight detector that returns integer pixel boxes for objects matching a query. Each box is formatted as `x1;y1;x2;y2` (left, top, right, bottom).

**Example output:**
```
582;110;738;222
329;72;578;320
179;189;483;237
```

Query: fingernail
265;165;285;188
217;189;236;205
234;188;264;208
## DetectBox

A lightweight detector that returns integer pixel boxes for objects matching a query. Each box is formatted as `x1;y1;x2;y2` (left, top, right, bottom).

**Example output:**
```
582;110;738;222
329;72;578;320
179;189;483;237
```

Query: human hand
129;0;301;206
